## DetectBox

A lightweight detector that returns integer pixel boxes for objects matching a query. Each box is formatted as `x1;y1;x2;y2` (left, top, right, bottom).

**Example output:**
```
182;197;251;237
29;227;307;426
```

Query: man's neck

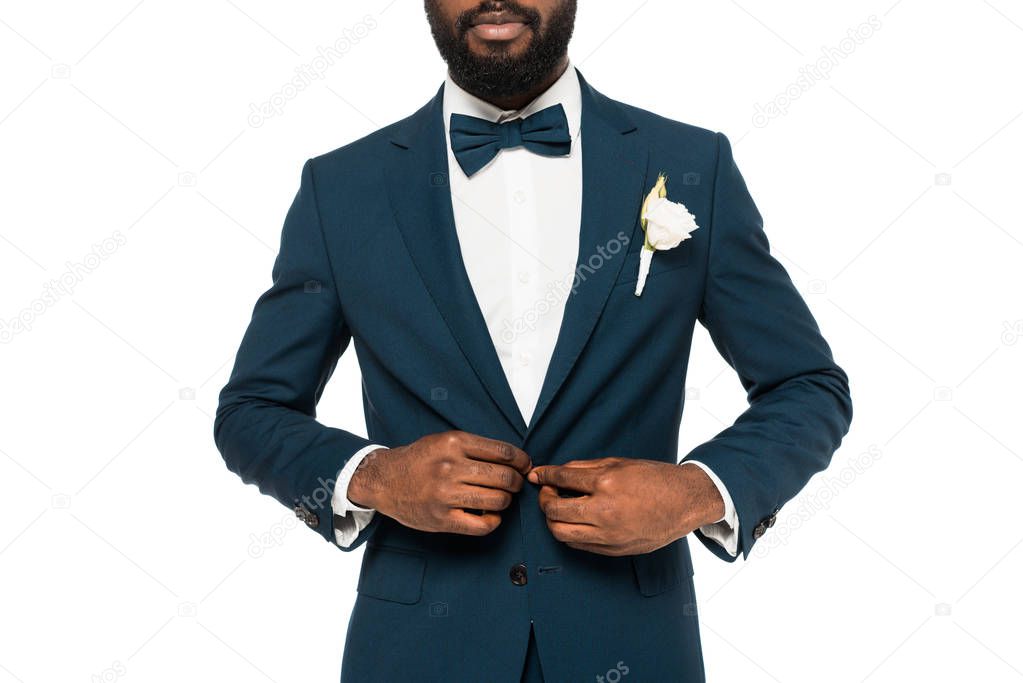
456;56;570;112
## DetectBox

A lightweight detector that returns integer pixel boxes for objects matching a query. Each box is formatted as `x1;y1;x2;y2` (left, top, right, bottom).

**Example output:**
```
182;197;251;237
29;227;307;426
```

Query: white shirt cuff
683;460;739;557
331;444;384;547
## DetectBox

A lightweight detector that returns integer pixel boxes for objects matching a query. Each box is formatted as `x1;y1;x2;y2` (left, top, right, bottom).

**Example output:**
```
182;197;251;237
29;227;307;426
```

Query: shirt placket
503;147;544;424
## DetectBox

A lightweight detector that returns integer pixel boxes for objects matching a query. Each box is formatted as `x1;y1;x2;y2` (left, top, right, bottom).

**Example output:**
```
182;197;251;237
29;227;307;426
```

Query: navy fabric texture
215;70;852;682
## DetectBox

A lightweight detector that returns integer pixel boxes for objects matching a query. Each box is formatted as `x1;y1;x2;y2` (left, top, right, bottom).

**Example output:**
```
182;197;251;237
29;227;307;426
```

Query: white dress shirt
332;63;739;555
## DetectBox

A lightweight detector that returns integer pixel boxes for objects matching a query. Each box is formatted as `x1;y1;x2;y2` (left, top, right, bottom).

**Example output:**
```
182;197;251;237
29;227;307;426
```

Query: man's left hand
528;458;725;556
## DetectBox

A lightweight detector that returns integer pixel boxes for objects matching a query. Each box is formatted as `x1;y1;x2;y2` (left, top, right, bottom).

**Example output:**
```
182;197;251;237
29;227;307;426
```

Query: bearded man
215;2;853;680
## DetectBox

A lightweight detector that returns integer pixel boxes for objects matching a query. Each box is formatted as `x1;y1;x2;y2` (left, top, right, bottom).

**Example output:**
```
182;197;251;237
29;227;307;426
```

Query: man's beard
425;0;577;100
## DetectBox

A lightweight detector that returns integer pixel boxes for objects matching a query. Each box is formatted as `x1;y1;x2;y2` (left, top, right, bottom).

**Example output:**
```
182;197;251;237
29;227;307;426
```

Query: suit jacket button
510;563;528;586
752;522;767;540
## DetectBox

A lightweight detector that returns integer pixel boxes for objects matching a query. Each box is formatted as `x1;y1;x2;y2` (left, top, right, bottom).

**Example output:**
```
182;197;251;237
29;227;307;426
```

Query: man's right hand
347;431;531;536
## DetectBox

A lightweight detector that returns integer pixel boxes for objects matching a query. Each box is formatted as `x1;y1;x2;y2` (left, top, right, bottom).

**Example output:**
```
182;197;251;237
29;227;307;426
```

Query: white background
1;1;1021;681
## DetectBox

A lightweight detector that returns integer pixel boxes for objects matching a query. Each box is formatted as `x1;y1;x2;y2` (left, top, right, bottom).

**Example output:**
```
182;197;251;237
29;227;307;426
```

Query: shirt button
513;189;527;204
517;270;531;284
510;563;528;586
518;352;532;366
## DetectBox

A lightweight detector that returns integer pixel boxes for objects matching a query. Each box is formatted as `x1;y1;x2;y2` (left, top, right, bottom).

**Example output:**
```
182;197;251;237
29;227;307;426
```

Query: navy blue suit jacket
215;70;852;682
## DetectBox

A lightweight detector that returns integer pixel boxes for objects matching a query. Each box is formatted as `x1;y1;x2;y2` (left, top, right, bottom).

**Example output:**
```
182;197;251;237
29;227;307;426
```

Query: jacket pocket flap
357;545;427;605
615;243;692;286
632;540;694;597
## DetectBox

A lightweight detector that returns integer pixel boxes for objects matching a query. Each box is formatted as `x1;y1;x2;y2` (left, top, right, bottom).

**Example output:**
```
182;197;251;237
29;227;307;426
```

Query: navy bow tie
449;103;572;177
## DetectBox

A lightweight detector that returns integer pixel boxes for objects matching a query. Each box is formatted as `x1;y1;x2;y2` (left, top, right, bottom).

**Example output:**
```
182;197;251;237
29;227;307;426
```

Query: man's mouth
469;11;533;41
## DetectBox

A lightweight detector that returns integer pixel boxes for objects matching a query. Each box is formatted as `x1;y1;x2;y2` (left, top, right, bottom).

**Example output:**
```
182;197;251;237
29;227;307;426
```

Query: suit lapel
383;85;528;438
527;72;650;433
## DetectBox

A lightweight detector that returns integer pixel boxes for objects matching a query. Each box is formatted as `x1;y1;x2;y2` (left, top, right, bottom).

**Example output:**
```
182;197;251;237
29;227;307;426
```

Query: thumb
527;466;550;485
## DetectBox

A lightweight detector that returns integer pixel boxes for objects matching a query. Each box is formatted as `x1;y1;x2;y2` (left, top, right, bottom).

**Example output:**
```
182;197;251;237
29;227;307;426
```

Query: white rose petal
643;197;699;250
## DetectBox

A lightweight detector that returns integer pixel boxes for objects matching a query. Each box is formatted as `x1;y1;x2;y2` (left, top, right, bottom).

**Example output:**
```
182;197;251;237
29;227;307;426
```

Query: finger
458;434;532;474
461;460;525;492
447;485;513;512
528;465;600;492
446;509;502;536
537;485;593;523
566;542;628;557
546;520;601;545
560;458;616;469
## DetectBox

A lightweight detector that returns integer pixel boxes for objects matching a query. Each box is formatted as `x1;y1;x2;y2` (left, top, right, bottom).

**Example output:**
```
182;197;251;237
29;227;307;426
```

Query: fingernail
527;470;539;484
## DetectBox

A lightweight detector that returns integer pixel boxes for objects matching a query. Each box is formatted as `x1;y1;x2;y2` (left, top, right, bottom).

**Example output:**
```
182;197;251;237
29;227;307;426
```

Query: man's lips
468;12;533;41
470;21;529;41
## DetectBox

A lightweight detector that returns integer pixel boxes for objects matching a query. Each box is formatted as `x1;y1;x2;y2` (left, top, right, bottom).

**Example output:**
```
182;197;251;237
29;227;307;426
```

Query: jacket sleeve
214;159;380;550
681;133;853;561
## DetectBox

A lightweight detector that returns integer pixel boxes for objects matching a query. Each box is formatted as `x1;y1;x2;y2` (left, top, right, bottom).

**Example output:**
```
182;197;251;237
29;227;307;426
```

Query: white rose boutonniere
635;173;699;296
